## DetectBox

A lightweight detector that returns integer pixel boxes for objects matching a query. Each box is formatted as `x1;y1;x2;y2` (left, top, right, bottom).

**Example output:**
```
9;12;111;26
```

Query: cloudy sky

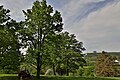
0;0;120;53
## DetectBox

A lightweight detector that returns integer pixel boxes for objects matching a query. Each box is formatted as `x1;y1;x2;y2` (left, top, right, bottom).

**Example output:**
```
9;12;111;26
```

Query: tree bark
66;58;69;76
52;64;56;75
36;27;42;80
37;52;40;80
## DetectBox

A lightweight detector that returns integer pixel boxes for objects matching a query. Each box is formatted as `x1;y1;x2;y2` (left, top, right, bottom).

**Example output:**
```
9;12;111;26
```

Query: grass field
0;74;120;80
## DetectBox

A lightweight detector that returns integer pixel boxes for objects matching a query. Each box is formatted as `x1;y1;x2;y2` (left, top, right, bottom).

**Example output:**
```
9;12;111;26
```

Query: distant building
115;60;120;65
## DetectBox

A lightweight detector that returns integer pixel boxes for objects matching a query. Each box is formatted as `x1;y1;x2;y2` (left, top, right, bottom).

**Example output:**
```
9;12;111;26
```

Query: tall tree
20;0;63;79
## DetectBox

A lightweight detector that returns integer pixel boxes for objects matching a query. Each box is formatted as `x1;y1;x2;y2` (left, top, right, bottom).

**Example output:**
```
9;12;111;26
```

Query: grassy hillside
86;52;120;57
85;52;120;61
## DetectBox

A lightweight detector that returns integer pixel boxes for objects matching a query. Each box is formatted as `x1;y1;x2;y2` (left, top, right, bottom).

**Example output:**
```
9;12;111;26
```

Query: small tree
95;51;120;77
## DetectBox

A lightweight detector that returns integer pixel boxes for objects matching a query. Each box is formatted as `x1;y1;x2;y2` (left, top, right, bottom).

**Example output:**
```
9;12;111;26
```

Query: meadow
0;74;120;80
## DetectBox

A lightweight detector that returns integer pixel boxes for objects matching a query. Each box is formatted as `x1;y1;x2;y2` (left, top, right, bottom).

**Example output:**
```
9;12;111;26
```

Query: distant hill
86;52;120;58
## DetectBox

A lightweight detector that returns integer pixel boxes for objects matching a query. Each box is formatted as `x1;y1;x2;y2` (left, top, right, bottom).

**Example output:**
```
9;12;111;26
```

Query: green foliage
21;0;63;58
0;0;86;76
77;66;94;77
82;66;94;77
0;6;21;73
0;5;10;25
20;0;63;79
41;32;86;76
1;30;22;73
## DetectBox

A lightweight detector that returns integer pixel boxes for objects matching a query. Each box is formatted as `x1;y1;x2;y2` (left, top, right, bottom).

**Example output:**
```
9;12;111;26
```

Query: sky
0;0;120;53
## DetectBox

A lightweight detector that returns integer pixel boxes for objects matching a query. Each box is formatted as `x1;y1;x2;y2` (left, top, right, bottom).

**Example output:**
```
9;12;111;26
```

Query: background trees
39;31;86;76
0;6;21;73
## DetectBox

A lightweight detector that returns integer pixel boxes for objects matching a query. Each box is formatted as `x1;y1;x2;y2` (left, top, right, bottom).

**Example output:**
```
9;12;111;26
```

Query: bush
77;66;94;77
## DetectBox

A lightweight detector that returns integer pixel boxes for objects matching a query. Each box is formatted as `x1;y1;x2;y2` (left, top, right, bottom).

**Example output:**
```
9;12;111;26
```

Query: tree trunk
37;52;40;80
66;69;69;76
52;64;56;75
36;27;42;80
66;58;69;76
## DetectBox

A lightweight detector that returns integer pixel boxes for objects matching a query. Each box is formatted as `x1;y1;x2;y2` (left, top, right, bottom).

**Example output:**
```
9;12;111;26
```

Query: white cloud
61;0;118;29
61;0;98;25
71;1;120;52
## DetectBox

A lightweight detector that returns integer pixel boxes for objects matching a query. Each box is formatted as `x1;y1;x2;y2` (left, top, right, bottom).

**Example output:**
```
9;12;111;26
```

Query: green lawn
0;74;17;76
0;74;120;80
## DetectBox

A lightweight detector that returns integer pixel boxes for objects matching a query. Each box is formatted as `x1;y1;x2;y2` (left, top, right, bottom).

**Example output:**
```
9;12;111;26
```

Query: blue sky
0;0;120;53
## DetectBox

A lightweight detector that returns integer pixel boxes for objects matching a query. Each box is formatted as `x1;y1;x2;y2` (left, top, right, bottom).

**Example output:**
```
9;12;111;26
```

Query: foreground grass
0;74;17;76
34;76;120;80
0;75;120;80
